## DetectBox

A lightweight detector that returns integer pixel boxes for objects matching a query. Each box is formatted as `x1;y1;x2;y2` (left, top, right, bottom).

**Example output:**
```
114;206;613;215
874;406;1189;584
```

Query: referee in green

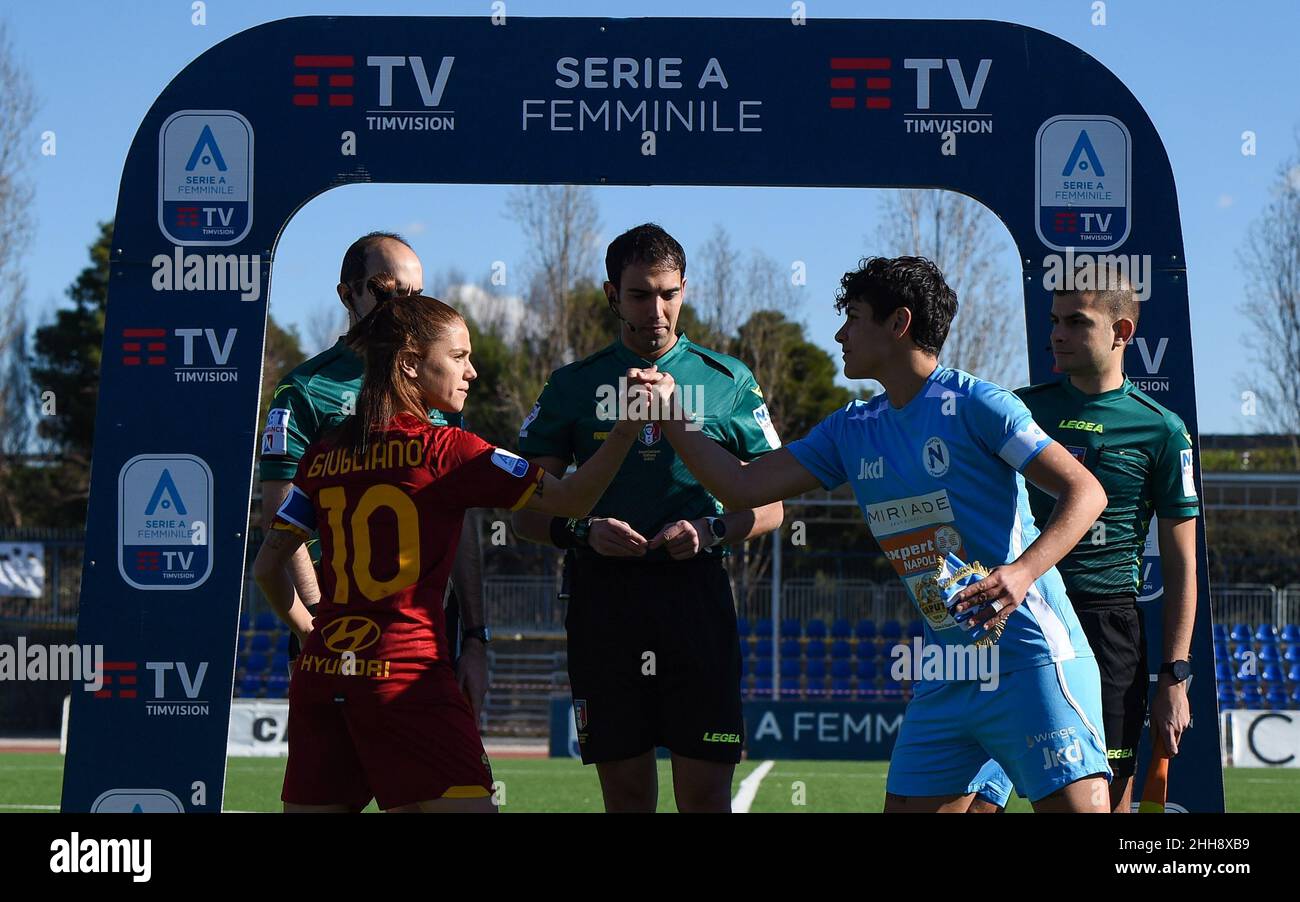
512;223;784;813
970;266;1199;813
258;232;489;715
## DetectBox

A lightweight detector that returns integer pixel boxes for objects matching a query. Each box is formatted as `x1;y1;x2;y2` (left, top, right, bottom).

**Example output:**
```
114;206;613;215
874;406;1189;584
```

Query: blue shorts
885;656;1112;805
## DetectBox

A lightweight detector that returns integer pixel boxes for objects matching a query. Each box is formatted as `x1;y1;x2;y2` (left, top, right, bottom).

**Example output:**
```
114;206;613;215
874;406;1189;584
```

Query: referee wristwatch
463;625;492;646
1159;659;1191;684
704;516;727;548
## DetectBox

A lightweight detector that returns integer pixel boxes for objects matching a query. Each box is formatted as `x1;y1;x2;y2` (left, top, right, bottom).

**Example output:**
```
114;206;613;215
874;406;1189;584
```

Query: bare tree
1239;138;1300;453
874;189;1024;386
693;223;744;338
0;22;36;526
505;185;602;373
304;302;348;355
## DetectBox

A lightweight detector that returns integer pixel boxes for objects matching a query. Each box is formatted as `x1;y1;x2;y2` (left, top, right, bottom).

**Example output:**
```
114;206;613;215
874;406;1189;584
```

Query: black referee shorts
1073;595;1147;782
564;552;744;766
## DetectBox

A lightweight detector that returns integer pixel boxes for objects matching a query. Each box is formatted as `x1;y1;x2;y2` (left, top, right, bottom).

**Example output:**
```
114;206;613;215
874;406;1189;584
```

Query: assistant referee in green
513;223;784;813
970;267;1200;813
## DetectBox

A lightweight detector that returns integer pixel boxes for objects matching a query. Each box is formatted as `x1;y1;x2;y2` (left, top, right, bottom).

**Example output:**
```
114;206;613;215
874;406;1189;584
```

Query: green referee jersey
1015;376;1200;600
258;336;461;483
517;334;782;542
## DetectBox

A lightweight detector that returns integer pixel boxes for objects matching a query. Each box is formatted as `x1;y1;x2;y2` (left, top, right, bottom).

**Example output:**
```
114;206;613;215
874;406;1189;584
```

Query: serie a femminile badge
931;553;1008;648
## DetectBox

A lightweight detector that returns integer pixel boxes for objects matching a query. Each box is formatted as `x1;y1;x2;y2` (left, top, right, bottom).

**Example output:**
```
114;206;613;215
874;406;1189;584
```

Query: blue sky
7;0;1298;433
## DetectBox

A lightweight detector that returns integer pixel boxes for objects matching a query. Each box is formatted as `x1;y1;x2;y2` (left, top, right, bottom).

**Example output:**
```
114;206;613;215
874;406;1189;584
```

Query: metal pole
771;525;782;701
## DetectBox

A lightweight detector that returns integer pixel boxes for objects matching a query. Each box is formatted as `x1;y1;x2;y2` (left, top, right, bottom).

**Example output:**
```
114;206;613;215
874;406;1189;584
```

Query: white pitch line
0;804;59;811
731;760;775;813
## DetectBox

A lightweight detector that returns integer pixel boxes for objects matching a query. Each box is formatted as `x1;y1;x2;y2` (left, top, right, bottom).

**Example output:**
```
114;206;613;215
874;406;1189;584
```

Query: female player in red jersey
254;273;652;813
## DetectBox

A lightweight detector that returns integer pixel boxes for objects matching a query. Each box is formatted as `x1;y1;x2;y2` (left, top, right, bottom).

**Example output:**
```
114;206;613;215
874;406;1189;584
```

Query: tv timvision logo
292;53;455;133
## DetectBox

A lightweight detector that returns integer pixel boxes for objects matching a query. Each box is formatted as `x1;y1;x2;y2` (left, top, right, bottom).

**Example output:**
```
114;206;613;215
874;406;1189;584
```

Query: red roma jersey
271;412;541;679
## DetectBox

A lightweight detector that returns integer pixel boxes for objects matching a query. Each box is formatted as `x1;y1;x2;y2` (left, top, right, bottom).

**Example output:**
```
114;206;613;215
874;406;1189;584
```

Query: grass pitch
1;754;1297;813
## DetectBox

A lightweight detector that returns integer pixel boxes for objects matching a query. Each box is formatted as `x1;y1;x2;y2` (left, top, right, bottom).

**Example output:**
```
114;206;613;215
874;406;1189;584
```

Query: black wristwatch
551;517;592;550
1159;659;1191;684
705;516;727;547
463;625;492;646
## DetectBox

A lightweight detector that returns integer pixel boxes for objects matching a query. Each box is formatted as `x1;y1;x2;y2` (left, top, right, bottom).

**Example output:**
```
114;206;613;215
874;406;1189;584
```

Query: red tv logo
293;55;355;107
94;661;139;699
121;329;167;366
830;58;892;110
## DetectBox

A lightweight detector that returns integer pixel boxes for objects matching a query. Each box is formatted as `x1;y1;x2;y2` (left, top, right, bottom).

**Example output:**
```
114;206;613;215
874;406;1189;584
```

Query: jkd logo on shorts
1042;738;1084;770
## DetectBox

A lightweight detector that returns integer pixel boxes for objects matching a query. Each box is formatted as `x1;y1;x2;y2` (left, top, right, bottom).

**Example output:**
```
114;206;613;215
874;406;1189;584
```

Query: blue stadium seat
1212;623;1228;641
1292;686;1300;708
265;674;289;698
881;620;903;642
1284;645;1300;663
271;653;290;673
754;637;773;658
880;678;905;698
856;659;878;682
1217;686;1237;706
1282;624;1300;643
780;658;801;679
907;620;924;638
239;613;251;633
830;678;853;699
781;618;802;638
1236;665;1258;683
780;638;801;659
1215;662;1233;683
806;678;829;699
245;653;269;673
1260;644;1281;663
806;619;828;640
238;675;261;698
753;677;773;697
1213;642;1229;664
739;638;752;659
1231;645;1253;663
855;681;879;700
1262;663;1285;684
1255;624;1279;643
1239;686;1263;707
1288;664;1300;683
780;677;802;698
276;632;291;654
855;619;877;641
831;659;852;680
736;617;752;638
830;640;853;660
806;659;827;680
1229;623;1251;643
754;618;774;639
755;658;774;679
255;612;278;632
831;618;853;640
1266;687;1289;708
805;640;827;660
249;633;272;654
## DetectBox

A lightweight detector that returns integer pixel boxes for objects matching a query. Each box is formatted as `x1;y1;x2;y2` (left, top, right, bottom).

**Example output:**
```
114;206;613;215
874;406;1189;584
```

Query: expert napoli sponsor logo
291;52;456;133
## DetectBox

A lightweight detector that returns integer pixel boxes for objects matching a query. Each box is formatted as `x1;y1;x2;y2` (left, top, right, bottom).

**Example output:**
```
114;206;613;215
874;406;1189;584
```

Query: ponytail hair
339;272;464;454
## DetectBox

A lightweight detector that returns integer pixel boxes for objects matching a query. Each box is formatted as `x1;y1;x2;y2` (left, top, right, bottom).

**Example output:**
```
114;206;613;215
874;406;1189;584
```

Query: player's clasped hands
625;366;677;420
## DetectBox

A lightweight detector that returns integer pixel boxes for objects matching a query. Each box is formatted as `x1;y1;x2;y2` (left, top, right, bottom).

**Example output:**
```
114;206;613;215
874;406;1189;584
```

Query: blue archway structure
63;16;1222;812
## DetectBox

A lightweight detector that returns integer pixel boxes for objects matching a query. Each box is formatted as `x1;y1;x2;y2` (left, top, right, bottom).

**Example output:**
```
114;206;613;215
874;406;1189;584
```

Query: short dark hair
1055;261;1140;330
339;231;413;287
835;256;958;356
604;223;686;289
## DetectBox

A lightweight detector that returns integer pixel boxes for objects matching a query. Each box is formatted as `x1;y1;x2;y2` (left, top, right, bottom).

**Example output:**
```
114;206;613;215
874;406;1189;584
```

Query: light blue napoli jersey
787;365;1093;677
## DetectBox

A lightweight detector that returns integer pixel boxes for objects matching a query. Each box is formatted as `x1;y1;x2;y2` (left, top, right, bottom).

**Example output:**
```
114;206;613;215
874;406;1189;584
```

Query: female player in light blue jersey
640;256;1112;813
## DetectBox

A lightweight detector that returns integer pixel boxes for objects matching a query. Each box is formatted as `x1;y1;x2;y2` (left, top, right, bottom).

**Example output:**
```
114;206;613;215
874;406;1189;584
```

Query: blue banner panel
65;15;1221;812
743;700;906;761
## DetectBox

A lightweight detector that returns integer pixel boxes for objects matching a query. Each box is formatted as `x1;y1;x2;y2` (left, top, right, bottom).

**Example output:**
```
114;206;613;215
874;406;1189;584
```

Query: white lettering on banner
227;699;291;757
523;57;762;134
1229;710;1299;768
